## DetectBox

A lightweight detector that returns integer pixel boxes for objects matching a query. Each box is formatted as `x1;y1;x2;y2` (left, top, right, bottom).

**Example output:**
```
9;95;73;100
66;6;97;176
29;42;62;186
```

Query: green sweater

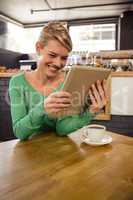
9;72;95;140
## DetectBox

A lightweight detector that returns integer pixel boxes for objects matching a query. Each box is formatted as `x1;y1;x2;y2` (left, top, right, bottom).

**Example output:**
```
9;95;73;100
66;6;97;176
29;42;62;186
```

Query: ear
35;42;44;55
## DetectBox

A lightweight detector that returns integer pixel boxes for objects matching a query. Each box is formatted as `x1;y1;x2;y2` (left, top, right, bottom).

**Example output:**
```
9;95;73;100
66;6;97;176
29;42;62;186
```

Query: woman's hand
88;79;109;114
44;91;71;117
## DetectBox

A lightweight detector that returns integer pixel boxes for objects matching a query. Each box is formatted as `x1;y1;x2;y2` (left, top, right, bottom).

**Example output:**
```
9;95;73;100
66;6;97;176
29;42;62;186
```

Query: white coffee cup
82;124;106;143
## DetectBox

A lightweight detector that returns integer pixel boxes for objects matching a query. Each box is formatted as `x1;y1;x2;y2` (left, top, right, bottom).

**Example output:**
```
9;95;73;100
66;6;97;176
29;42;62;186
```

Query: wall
119;11;133;50
0;21;8;49
111;77;133;115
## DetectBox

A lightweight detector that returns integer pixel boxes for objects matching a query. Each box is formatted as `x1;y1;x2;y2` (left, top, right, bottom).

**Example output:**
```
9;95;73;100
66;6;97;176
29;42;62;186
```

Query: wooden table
0;131;133;200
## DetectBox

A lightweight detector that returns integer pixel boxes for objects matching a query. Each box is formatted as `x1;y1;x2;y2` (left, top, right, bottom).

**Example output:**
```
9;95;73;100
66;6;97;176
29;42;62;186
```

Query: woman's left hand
88;79;108;114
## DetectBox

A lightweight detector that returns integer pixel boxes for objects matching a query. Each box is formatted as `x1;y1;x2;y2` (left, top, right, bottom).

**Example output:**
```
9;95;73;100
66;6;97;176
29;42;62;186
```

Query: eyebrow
48;50;57;55
48;50;68;58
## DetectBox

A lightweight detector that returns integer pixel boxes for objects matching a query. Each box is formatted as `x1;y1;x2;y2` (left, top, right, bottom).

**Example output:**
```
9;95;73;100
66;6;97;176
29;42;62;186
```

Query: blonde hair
38;22;72;52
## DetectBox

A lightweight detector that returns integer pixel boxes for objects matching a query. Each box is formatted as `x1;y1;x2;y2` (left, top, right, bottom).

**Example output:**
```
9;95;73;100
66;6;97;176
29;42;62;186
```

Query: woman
9;22;108;140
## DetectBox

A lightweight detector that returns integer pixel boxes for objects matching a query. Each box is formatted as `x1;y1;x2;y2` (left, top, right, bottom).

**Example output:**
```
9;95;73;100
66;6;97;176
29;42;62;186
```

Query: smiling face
36;39;69;79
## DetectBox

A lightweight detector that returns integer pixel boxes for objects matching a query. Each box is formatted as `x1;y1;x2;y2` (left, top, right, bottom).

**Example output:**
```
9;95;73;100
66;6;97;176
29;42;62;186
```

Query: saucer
81;135;112;146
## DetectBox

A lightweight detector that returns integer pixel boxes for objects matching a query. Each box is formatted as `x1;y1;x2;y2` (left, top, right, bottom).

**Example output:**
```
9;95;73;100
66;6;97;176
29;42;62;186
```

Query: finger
55;97;71;104
88;90;100;113
91;83;106;109
91;84;101;103
96;80;106;101
88;89;97;106
102;79;109;101
51;91;71;98
89;104;99;113
47;103;71;109
51;108;61;113
48;96;71;104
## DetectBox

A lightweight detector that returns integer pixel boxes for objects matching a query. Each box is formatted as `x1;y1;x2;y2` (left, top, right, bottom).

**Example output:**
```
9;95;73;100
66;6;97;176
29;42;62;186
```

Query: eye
49;53;56;58
62;56;68;61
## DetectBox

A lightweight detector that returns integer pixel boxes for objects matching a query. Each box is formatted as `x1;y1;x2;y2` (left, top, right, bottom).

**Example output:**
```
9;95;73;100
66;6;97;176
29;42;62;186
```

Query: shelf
0;72;18;77
111;71;133;77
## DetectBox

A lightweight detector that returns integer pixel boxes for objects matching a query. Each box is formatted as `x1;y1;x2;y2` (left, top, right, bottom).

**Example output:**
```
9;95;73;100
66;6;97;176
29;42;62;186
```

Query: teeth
47;65;59;71
51;66;56;69
52;67;58;70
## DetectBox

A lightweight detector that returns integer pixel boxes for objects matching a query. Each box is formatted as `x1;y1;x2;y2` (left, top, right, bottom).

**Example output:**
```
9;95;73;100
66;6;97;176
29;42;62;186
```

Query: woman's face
36;39;69;78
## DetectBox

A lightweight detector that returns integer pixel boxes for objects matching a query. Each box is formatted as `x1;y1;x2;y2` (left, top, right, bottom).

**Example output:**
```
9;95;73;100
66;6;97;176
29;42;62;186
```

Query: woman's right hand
44;91;71;117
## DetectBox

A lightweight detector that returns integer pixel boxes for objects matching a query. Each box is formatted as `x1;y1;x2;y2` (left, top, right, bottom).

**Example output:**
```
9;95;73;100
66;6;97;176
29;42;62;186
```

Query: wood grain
0;132;133;200
111;71;133;77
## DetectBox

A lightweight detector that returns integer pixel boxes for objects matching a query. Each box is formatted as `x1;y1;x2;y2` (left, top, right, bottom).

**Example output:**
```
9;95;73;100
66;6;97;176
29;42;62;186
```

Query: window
6;22;24;52
6;22;42;53
69;23;116;53
22;27;42;53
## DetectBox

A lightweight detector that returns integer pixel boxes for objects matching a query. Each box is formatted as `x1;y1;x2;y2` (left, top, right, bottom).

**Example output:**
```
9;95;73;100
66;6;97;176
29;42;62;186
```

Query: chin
46;71;58;78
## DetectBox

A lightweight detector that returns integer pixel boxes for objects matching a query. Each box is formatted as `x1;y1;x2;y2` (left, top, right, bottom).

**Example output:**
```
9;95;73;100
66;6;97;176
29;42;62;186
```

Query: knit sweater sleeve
56;111;95;136
9;75;50;140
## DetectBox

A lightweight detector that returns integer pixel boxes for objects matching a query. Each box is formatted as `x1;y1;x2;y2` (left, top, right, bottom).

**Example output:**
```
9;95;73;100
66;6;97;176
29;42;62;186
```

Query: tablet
58;66;111;117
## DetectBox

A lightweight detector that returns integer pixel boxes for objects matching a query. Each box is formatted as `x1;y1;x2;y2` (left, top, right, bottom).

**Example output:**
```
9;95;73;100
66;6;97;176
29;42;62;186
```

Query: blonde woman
9;22;107;140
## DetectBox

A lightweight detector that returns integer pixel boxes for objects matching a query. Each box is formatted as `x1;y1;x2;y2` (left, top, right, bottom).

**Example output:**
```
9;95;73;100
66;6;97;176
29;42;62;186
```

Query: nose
54;57;63;68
